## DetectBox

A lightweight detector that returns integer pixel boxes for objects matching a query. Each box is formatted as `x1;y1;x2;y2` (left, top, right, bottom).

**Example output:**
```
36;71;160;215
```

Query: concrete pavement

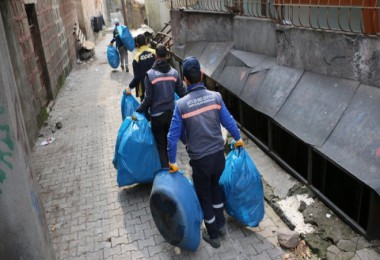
31;34;300;259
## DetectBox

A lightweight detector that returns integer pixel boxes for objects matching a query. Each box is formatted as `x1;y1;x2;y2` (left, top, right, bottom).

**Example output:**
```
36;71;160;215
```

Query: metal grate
165;0;380;35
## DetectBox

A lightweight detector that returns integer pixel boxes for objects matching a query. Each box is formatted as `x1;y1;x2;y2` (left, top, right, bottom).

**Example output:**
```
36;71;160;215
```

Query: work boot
126;67;129;72
219;225;227;237
121;64;125;70
202;230;221;248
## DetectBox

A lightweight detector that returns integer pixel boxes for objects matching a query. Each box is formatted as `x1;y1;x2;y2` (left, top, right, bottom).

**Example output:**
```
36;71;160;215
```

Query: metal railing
165;0;380;35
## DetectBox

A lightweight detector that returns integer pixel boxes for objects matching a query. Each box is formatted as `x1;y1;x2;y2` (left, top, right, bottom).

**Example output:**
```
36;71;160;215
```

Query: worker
167;56;244;248
129;34;155;101
136;44;186;168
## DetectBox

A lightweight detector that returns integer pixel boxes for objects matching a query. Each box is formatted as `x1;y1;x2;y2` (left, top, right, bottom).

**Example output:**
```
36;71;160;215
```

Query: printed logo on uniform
140;53;154;61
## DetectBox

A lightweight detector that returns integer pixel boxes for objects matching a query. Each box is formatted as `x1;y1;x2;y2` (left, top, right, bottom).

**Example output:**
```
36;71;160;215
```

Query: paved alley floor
32;35;291;260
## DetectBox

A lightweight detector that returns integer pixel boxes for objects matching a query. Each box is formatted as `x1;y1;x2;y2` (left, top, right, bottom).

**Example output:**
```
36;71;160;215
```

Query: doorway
25;4;52;102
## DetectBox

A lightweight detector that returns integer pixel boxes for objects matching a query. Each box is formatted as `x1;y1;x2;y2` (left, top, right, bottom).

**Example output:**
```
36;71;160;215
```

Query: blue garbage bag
150;170;203;251
107;46;119;69
117;25;135;51
117;112;161;186
121;90;139;120
112;116;133;169
219;146;265;227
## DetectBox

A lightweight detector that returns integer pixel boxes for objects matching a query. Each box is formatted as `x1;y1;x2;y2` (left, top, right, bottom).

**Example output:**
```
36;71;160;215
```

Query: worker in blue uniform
136;44;186;168
167;56;244;248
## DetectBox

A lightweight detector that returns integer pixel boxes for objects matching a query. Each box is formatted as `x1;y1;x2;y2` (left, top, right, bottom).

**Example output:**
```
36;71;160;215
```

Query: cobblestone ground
32;35;290;260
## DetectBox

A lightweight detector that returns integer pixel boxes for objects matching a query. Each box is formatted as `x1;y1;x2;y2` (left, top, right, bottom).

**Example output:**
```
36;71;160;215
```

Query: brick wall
9;0;47;114
7;0;78;128
59;0;78;70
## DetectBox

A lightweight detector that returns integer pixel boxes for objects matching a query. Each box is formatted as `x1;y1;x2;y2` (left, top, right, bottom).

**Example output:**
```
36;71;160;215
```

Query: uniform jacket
111;26;122;48
167;83;241;162
136;60;186;116
129;45;156;95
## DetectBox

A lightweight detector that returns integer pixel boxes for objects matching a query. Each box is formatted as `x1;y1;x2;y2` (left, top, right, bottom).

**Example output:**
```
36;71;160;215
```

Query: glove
169;163;179;173
125;87;132;95
234;139;244;148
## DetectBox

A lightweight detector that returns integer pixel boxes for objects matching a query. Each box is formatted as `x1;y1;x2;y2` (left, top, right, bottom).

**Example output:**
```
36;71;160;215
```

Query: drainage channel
210;76;379;240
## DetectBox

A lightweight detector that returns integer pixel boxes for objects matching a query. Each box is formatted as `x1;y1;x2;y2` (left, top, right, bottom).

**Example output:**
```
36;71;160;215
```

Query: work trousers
151;111;173;168
191;150;226;239
117;45;128;68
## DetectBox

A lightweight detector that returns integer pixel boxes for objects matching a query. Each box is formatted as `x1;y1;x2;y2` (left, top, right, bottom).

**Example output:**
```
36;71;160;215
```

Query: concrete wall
75;0;105;42
125;1;146;29
145;0;170;32
0;11;55;260
171;10;380;88
171;11;233;45
105;0;146;29
276;25;380;88
233;17;277;57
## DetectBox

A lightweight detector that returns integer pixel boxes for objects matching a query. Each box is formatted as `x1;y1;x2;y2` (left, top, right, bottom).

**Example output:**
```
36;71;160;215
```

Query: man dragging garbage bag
167;56;244;248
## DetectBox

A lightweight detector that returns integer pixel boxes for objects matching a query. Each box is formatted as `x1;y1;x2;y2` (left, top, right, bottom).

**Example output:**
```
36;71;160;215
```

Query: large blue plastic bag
150;170;203;251
121;90;139;120
112;116;133;169
219;147;265;227
117;25;135;51
117;112;161;186
107;46;119;68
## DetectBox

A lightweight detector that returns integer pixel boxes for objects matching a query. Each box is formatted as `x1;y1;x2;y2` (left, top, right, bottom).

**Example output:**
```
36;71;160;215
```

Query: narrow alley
31;35;289;260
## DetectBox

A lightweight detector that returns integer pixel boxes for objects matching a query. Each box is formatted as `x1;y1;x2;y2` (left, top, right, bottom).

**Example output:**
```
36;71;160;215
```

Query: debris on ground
294;240;313;259
56;122;63;129
278;228;300;249
276;194;315;234
40;137;56;146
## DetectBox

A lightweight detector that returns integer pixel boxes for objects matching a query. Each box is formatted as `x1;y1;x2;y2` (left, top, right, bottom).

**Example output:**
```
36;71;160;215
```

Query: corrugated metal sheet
249;65;304;118
275;72;359;146
319;84;380;195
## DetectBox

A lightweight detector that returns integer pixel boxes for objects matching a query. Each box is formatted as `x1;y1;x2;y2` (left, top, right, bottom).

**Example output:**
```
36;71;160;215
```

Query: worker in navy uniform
136;44;186;168
129;34;155;101
167;56;244;248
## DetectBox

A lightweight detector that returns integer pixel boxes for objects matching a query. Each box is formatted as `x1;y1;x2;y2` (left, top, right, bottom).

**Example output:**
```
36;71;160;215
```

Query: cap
182;56;200;78
114;18;119;24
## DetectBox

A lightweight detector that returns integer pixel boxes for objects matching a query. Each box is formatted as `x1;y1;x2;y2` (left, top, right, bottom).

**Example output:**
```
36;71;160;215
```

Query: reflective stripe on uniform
151;76;177;85
204;216;216;224
213;203;224;209
181;104;221;119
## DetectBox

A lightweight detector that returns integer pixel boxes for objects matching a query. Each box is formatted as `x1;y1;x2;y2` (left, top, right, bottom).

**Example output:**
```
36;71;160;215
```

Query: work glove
169;163;179;173
234;138;245;148
132;112;139;121
125;86;132;95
